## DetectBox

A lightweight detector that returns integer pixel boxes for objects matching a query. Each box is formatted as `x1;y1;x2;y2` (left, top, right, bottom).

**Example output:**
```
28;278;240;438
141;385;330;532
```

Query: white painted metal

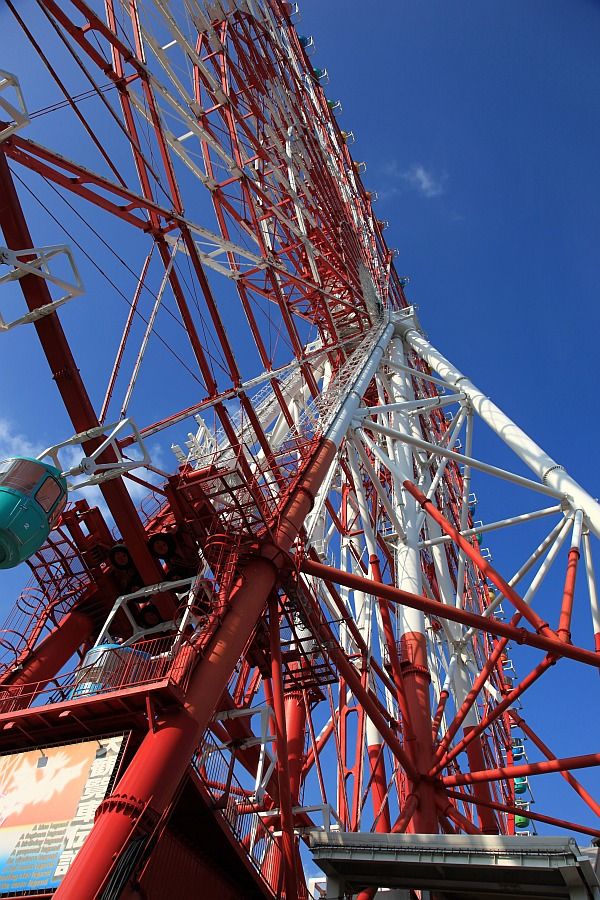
357;393;465;417
386;337;424;638
121;239;180;418
455;411;474;609
571;509;584;551
502;518;571;613
420;505;563;549
582;532;600;639
394;311;600;537
345;442;390;756
0;70;29;141
0;244;84;330
413;410;468;534
359;417;565;500
93;575;203;646
462;519;570;641
325;320;394;450
40;418;152;488
351;436;406;541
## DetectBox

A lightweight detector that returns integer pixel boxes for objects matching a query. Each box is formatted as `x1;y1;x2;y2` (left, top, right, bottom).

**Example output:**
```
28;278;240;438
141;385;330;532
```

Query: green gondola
0;457;67;569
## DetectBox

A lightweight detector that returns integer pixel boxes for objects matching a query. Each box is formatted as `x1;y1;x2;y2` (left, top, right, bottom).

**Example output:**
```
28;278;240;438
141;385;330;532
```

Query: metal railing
0;523;91;676
0;634;197;715
193;732;283;897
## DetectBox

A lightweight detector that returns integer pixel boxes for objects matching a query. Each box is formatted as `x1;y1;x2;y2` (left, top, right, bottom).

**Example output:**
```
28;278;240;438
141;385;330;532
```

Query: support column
327;875;344;899
268;596;299;900
366;732;391;832
344;450;392;831
54;320;396;899
387;337;437;832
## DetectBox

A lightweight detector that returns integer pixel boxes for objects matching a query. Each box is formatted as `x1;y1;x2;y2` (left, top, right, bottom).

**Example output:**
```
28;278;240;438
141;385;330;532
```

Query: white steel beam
420;505;564;549
394;312;600;537
359;417;565;501
582;532;600;644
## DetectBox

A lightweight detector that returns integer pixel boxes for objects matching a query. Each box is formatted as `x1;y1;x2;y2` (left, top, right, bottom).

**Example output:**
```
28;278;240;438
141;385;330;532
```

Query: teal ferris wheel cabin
0;457;67;568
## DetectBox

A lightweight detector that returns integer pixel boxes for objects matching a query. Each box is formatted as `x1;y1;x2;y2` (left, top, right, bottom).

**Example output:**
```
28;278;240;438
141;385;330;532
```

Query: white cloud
379;161;446;200
0;418;170;529
0;418;39;460
403;163;445;198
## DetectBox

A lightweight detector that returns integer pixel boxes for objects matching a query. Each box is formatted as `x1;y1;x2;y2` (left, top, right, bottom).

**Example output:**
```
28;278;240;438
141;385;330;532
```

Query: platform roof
309;832;600;899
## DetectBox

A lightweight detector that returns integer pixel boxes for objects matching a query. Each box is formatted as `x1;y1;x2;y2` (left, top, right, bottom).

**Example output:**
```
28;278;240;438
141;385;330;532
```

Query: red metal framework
0;2;598;898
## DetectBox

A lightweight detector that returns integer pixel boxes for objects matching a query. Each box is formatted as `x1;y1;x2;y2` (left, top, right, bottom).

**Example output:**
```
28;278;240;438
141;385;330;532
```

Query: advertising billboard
0;735;125;894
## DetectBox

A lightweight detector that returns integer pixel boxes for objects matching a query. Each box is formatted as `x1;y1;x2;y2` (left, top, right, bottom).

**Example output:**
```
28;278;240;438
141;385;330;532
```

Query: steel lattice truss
0;2;599;899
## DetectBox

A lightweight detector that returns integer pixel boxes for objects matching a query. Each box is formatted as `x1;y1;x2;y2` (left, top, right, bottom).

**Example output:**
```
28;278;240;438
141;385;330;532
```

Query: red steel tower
0;2;598;898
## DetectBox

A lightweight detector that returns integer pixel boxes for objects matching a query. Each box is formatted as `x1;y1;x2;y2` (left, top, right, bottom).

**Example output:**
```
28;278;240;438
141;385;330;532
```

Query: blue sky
296;0;600;839
0;0;599;843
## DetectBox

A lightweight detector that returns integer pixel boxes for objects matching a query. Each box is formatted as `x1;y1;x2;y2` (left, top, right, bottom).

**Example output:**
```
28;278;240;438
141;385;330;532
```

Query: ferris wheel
0;2;599;899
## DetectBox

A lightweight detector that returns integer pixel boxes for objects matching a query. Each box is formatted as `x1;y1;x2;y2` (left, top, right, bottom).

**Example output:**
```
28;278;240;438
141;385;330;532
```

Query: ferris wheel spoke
0;3;598;896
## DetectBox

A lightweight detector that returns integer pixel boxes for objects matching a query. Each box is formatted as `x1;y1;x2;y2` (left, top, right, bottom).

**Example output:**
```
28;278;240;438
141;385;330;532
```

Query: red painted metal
558;546;581;640
446;790;600;840
366;743;392;832
464;729;500;834
433;655;555;775
443;752;600;786
300;558;600;670
403;481;556;641
398;630;437;832
0;2;598;895
267;596;299;900
510;711;600;818
0;154;164;590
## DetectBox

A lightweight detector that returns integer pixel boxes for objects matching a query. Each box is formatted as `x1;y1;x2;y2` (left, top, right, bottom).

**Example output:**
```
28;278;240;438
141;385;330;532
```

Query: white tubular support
94;576;199;646
357;392;465;417
519;516;572;607
325;319;394;450
351;435;406;541
420;504;563;549
359;416;563;500
582;532;600;639
40;418;151;488
571;509;584;551
121;238;180;418
394;311;600;537
462;517;569;641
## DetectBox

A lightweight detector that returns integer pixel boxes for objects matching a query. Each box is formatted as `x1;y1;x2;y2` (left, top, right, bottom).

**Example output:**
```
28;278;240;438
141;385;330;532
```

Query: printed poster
0;735;125;894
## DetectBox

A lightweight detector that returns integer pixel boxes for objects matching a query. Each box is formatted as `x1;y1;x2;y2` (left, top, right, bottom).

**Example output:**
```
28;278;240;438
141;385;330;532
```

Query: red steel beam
313;626;419;783
54;436;337;899
299;558;600;670
0;152;163;590
402;481;557;641
558;545;581;640
392;792;419;834
436;792;483;835
464;731;499;834
432;655;554;775
445;789;600;840
442;752;600;787
435;631;510;759
510;711;600;819
266;596;299;900
0;610;94;690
